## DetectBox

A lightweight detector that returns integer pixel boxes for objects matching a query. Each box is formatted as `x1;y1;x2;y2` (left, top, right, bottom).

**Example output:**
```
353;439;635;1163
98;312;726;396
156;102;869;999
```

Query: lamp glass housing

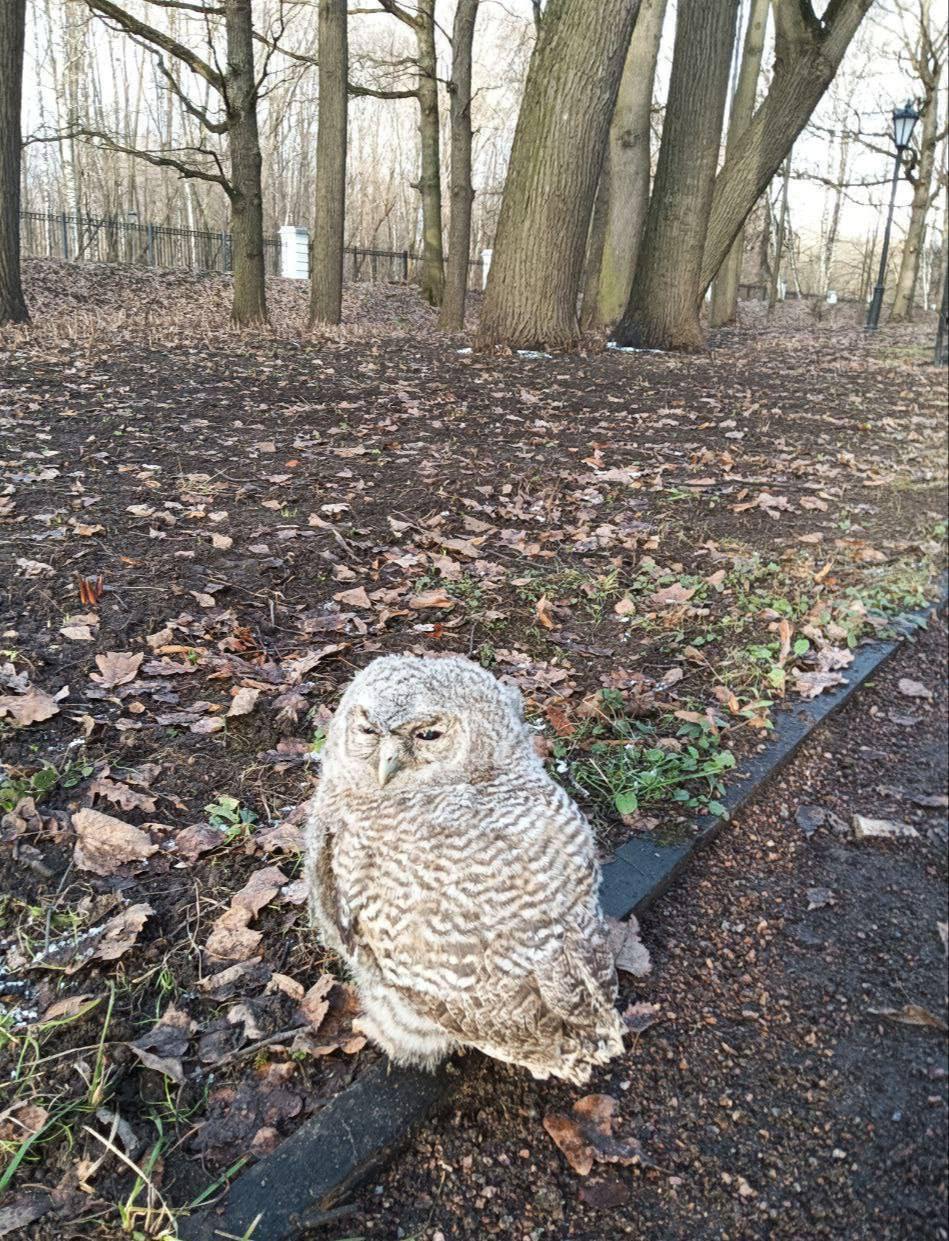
892;101;919;150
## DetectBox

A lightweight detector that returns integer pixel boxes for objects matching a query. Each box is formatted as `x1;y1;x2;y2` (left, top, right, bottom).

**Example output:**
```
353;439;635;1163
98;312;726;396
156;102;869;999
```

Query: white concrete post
280;225;310;279
825;289;838;305
481;248;493;290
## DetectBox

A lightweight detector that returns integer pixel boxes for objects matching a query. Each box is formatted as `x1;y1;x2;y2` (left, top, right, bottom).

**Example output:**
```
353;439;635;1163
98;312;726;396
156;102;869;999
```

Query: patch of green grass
513;566;623;622
550;691;735;828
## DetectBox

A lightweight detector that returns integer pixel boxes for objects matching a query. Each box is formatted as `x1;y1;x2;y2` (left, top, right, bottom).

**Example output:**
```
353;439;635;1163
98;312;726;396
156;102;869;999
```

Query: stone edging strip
180;589;946;1241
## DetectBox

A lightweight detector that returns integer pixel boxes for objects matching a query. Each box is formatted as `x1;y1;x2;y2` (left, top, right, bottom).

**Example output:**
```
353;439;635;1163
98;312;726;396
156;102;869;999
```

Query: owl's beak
377;737;405;787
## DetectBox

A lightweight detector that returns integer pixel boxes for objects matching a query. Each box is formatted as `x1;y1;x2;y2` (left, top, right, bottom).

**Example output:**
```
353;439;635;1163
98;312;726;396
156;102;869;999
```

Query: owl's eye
359;724;378;736
415;728;443;742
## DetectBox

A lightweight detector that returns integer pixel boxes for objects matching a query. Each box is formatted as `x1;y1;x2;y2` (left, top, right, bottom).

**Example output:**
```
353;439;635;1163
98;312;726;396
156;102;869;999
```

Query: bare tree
891;0;947;321
614;0;738;350
580;0;667;330
309;0;348;326
476;0;641;350
438;0;479;331
701;0;874;294
376;0;445;305
0;0;29;324
768;153;792;309
84;0;269;325
709;0;769;327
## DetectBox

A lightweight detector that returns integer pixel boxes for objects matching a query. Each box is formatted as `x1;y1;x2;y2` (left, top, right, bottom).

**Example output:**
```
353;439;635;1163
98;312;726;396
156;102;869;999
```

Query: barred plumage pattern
304;654;624;1084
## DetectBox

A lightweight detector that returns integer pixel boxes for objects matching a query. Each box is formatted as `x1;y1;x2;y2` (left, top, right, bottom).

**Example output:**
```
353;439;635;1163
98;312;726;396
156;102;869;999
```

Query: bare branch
84;0;223;89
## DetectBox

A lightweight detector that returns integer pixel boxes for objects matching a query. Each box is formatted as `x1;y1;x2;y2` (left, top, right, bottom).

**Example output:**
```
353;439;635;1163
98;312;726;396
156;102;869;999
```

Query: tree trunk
890;93;939;321
580;0;667;330
614;0;738;350
768;155;791;310
821;129;849;295
225;0;268;326
0;0;29;324
438;0;479;331
416;0;445;307
476;0;640;350
708;0;769;328
309;0;348;326
700;0;873;294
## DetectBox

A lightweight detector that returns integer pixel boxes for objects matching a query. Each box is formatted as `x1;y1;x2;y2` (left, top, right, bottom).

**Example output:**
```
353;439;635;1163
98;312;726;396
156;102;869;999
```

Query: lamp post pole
866;148;904;330
866;101;919;331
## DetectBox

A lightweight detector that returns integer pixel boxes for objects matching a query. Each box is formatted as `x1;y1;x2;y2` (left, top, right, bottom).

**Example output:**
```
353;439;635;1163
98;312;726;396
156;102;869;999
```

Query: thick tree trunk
614;0;738;351
891;95;939;321
416;0;445;307
701;0;872;294
225;0;268;326
580;0;667;330
475;0;640;351
0;0;29;325
708;0;769;328
438;0;479;331
309;0;348;326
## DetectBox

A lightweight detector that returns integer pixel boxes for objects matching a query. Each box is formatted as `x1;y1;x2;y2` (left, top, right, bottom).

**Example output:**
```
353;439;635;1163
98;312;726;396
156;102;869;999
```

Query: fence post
61;212;69;261
278;225;309;279
402;250;409;282
480;248;493;290
221;231;231;272
146;223;155;266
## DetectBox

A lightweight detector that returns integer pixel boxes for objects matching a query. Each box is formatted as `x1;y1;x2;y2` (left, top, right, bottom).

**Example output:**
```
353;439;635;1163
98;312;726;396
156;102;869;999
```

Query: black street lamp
866;100;920;330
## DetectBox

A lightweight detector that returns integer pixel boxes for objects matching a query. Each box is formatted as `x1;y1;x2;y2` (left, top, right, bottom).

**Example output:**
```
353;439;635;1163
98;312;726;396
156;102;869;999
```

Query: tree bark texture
438;0;479;331
225;0;267;325
891;26;942;321
416;0;445;306
708;0;769;327
614;0;738;350
0;0;29;325
476;0;641;351
309;0;348;326
580;0;667;330
701;0;873;293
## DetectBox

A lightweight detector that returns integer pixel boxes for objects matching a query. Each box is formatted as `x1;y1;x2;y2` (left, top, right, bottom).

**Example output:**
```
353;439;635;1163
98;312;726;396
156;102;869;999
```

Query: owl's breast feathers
314;776;620;1060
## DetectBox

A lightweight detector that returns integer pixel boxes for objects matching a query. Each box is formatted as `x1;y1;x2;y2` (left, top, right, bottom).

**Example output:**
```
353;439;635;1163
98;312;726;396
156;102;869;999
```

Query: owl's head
322;654;528;791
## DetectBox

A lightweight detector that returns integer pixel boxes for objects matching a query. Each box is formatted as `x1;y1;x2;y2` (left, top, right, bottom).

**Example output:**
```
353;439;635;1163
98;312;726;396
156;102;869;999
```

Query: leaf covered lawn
0;260;946;1236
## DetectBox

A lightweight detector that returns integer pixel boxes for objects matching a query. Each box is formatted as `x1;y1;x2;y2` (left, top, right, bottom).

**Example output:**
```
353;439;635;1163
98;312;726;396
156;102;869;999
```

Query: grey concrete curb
179;588;946;1241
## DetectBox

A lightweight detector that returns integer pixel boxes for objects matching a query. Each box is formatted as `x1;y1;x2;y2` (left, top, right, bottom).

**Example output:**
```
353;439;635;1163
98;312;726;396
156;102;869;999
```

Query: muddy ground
352;612;948;1241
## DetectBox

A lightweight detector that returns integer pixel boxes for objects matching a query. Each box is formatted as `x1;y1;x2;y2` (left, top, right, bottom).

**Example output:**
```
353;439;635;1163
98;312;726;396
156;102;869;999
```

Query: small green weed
204;794;258;842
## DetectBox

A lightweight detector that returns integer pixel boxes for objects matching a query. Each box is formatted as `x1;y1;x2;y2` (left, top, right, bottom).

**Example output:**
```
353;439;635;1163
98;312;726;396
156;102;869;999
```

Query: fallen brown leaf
227;686;260;717
205;865;287;962
648;583;696;607
409;589;456;610
606;916;652;977
91;651;143;689
543;1094;646;1176
868;1003;947;1032
898;677;932;701
0;687;61;726
72;808;157;876
129;1003;195;1084
535;595;558;629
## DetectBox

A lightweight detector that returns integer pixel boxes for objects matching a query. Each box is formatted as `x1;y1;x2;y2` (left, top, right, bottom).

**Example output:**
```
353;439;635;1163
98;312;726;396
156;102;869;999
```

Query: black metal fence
19;209;484;290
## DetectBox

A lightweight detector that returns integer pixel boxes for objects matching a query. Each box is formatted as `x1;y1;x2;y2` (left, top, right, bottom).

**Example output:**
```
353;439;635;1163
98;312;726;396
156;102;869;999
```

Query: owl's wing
303;801;354;957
